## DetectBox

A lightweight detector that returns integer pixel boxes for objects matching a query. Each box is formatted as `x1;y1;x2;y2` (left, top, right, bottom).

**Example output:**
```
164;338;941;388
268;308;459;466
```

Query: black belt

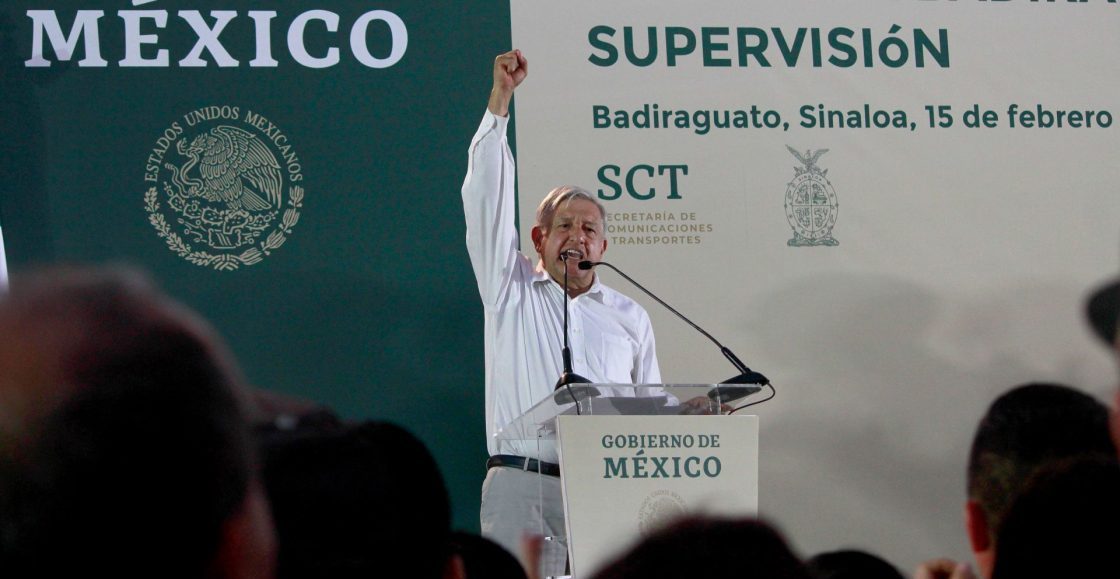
487;454;561;477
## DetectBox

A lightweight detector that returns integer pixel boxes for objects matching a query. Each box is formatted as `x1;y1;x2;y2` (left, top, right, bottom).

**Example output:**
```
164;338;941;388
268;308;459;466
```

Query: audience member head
964;382;1115;577
1086;273;1120;450
1085;274;1119;348
259;419;453;579
590;516;812;579
991;456;1120;578
0;266;274;579
806;549;904;579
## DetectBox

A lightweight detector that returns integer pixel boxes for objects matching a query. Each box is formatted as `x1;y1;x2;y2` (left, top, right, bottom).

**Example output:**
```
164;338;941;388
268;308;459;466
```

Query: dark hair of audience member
806;549;905;579
450;530;528;579
966;382;1116;534
590;516;813;579
0;267;263;578
991;456;1120;578
259;419;453;579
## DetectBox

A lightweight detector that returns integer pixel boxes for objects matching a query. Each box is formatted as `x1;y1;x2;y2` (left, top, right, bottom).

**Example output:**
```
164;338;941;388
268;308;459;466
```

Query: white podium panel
557;414;759;578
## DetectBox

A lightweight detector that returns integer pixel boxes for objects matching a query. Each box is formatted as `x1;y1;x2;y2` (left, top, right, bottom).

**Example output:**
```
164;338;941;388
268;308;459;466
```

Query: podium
495;384;761;579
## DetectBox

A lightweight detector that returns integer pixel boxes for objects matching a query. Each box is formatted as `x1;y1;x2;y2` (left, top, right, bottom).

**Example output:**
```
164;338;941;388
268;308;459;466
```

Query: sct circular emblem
143;106;305;270
784;146;839;247
637;489;687;536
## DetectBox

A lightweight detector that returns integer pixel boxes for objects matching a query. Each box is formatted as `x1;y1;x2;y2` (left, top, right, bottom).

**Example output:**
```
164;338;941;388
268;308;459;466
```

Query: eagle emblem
178;126;283;212
784;146;839;247
144;111;305;271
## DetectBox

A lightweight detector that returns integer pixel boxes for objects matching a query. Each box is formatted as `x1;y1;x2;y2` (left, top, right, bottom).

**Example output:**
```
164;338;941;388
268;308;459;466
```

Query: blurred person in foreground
915;382;1115;579
806;549;904;579
1086;270;1120;450
0;266;275;578
991;456;1120;578
589;516;812;579
259;419;462;579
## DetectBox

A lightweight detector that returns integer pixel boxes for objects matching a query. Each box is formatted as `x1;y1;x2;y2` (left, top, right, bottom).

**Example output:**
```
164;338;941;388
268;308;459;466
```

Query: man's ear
599;237;608;255
965;499;991;553
531;225;545;254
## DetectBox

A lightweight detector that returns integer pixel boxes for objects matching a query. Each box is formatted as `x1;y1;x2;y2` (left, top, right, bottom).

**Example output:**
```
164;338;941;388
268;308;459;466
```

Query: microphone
578;259;770;393
555;249;591;394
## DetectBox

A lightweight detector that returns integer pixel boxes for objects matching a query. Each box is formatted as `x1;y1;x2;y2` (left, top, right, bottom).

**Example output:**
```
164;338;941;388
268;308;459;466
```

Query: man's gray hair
535;186;606;229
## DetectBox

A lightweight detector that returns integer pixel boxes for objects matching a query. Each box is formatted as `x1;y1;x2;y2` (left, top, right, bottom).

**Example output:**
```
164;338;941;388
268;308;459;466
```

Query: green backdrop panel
1;0;516;533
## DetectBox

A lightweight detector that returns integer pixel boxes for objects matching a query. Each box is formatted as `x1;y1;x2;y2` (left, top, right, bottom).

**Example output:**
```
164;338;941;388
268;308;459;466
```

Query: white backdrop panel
510;0;1120;570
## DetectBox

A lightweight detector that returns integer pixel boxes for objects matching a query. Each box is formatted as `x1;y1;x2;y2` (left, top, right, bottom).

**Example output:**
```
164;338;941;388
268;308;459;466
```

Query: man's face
532;198;607;295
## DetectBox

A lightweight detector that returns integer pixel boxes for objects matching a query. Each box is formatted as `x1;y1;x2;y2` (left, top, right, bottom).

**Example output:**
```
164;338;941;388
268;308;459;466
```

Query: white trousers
480;466;568;577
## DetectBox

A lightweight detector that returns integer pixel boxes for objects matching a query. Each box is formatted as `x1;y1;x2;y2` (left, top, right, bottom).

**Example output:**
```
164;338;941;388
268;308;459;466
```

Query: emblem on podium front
784;146;839;247
637;489;688;536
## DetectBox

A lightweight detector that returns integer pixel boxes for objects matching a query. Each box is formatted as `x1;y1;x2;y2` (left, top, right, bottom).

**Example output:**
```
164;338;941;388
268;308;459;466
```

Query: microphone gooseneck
555;250;591;396
578;260;770;387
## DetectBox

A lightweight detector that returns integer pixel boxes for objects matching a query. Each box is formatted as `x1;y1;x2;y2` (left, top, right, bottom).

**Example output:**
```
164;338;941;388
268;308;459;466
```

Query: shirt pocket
594;332;637;384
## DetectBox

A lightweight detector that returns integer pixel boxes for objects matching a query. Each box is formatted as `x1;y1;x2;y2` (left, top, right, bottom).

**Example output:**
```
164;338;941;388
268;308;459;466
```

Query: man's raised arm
462;50;530;309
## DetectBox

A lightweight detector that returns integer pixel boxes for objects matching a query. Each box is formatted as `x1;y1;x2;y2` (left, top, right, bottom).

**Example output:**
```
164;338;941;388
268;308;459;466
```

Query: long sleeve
462;111;521;310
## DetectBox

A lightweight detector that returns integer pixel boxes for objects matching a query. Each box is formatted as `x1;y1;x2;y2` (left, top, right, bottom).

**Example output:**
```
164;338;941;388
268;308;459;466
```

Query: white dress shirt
462;110;661;460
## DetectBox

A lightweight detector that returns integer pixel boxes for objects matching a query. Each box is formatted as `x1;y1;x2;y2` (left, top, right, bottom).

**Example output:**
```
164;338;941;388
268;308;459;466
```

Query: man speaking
461;49;661;571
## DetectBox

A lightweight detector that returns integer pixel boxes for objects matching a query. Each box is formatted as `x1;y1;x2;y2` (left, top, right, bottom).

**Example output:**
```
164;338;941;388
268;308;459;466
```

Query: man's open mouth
559;249;584;261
